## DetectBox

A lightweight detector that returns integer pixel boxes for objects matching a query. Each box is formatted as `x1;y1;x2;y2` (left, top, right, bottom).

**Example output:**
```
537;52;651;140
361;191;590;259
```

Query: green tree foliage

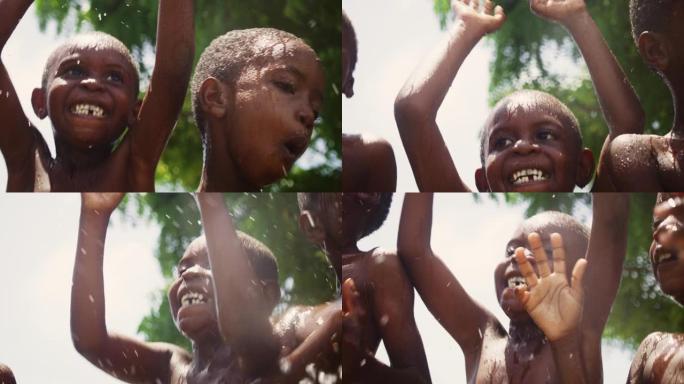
125;193;337;351
433;0;672;168
485;193;684;350
34;0;341;191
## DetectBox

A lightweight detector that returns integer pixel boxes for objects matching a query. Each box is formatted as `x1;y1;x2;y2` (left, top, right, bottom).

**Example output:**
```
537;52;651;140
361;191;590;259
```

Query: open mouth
70;103;106;118
180;290;209;308
283;135;309;160
654;251;679;266
509;168;549;186
507;276;527;290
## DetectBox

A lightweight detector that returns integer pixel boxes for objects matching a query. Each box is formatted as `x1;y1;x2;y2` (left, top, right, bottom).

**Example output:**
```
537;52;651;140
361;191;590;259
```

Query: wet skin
342;134;397;192
0;0;194;192
628;195;684;383
199;41;325;191
398;193;629;384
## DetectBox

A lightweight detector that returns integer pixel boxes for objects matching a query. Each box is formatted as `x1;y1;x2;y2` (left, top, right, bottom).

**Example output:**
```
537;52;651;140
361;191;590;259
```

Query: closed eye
274;81;296;94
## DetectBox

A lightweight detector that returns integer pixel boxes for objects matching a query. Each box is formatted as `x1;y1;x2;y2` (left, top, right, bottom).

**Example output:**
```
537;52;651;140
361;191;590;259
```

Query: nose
297;106;315;131
180;265;207;280
80;77;104;91
512;138;537;154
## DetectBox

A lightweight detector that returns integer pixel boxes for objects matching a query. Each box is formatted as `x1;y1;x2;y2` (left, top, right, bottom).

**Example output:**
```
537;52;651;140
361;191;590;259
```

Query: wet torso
629;332;684;384
610;134;684;191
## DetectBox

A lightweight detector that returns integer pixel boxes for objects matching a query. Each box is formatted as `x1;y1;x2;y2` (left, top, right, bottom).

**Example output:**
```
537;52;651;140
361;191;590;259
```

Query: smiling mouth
180;291;208;308
507;276;528;290
509;168;549;185
70;103;106;118
654;251;679;266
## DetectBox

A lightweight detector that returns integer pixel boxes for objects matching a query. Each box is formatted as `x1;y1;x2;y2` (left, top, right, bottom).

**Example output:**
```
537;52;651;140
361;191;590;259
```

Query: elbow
394;91;433;133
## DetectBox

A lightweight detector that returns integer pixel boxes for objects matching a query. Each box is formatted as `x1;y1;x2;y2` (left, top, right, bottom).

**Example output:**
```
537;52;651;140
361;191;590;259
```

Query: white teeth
656;253;676;264
71;103;105;118
507;276;527;289
511;169;548;185
180;291;207;308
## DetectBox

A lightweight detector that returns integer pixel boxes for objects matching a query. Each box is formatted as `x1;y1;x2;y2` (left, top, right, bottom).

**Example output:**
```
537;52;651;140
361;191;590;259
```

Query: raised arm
0;0;38;183
581;193;630;382
129;0;194;180
394;0;504;192
530;0;644;138
195;193;279;372
398;193;493;353
73;193;188;383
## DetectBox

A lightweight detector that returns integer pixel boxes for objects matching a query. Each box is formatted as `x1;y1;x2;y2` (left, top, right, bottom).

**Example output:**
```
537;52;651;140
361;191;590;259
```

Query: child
298;193;431;383
394;0;643;192
627;193;684;382
398;193;629;383
71;193;339;383
342;10;397;192
0;363;16;384
602;1;684;191
190;29;325;192
0;0;194;192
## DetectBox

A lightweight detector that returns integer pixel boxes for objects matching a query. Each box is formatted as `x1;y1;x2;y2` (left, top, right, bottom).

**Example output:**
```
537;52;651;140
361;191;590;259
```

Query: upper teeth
655;253;677;264
71;104;104;117
507;276;527;289
511;169;548;185
180;291;207;308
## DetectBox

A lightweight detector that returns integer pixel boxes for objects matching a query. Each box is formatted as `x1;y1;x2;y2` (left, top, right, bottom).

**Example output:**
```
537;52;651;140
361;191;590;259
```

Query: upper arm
0;63;36;171
370;253;431;382
129;0;194;170
626;333;660;384
605;135;661;192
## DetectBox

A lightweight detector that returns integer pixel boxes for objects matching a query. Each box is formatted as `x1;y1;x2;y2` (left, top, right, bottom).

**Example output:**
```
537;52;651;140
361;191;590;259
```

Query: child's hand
342;278;368;380
529;0;586;25
514;233;587;342
81;193;124;216
452;0;505;35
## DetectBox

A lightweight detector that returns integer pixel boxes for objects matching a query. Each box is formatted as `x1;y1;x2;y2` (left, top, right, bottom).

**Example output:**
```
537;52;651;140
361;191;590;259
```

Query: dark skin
603;3;684;192
342;134;397;192
72;193;340;383
0;363;16;384
398;193;629;383
299;193;431;383
628;194;684;383
394;0;643;192
196;42;324;192
0;0;193;192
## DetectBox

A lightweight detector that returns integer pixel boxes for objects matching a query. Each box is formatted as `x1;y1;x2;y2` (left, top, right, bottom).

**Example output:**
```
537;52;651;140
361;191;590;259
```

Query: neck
667;78;684;137
54;138;110;174
190;335;232;373
198;125;256;192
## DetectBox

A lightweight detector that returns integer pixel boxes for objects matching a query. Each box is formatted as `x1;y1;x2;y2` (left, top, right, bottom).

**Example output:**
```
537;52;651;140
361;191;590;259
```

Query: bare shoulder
365;249;412;289
608;134;663;190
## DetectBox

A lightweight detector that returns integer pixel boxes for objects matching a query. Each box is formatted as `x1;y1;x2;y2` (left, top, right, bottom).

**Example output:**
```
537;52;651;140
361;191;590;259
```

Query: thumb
342;278;364;317
514;286;530;307
570;258;588;300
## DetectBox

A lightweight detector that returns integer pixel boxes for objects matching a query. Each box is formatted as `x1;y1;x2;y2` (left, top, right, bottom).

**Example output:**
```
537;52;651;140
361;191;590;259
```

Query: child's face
43;45;138;150
494;219;587;321
168;238;220;341
227;41;325;187
650;194;684;304
481;97;582;192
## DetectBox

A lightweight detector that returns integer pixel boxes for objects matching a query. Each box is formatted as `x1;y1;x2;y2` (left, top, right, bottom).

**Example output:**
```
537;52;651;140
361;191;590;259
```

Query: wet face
43;44;138;151
494;218;587;321
650;194;684;304
482;95;583;192
226;41;325;187
168;238;220;342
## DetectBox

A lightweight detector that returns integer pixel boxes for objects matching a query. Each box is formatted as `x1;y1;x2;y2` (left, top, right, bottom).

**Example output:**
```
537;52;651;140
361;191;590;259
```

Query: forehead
488;94;569;130
510;216;586;247
180;238;209;264
250;41;323;82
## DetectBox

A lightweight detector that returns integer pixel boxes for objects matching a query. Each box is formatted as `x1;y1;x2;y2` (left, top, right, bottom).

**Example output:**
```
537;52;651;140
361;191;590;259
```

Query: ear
638;31;670;72
475;168;490;192
31;88;48;119
199;77;230;120
299;210;325;244
128;99;142;128
575;148;595;188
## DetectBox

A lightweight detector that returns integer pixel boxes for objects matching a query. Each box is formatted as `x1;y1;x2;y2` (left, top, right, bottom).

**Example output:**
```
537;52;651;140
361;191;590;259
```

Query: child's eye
105;72;123;84
274;81;296;94
506;246;515;257
65;66;85;77
493;137;513;150
536;130;555;141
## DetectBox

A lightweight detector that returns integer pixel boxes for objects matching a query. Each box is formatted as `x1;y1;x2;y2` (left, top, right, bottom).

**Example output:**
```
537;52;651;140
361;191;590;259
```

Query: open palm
452;0;506;34
514;232;587;341
529;0;586;23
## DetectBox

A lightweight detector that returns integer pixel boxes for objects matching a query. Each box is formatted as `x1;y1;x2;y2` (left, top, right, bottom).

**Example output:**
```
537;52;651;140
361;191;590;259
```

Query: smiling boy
394;0;643;192
0;0;194;192
191;29;324;191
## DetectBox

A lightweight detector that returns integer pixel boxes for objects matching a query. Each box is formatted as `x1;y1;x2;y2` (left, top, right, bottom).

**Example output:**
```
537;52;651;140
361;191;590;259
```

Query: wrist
81;207;114;219
550;331;581;352
452;17;488;40
560;9;591;31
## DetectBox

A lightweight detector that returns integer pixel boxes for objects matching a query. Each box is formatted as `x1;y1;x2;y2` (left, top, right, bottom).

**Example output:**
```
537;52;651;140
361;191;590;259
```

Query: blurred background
0;0;341;191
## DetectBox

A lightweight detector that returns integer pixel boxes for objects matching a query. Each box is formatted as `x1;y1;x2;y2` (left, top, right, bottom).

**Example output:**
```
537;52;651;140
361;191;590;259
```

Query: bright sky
359;193;634;384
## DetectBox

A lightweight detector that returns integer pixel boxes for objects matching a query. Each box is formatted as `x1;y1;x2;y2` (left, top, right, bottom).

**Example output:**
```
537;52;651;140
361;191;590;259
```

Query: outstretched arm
398;193;493;354
530;0;644;138
73;193;189;383
514;233;588;384
195;193;279;373
394;0;505;192
0;0;37;182
129;0;194;185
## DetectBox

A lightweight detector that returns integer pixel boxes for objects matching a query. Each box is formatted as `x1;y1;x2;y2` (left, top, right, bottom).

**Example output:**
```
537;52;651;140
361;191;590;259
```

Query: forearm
358;355;428;384
0;0;32;52
551;333;588;384
154;0;194;77
71;209;111;353
563;11;644;136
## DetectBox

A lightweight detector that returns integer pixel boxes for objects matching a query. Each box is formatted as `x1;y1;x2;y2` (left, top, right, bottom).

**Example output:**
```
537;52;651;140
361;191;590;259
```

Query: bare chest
472;334;558;384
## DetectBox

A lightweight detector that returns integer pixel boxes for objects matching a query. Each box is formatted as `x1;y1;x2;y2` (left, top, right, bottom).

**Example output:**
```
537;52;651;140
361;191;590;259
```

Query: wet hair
236;231;279;283
522;211;590;254
479;90;582;167
342;10;358;76
42;32;140;95
629;0;677;44
360;193;392;239
191;28;315;139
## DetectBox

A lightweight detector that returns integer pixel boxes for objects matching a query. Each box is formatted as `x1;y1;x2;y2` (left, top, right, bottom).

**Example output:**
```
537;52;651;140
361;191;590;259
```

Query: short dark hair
236;230;279;283
42;32;139;95
342;10;358;76
522;211;590;254
360;193;392;239
629;0;677;44
479;90;582;167
191;28;314;139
